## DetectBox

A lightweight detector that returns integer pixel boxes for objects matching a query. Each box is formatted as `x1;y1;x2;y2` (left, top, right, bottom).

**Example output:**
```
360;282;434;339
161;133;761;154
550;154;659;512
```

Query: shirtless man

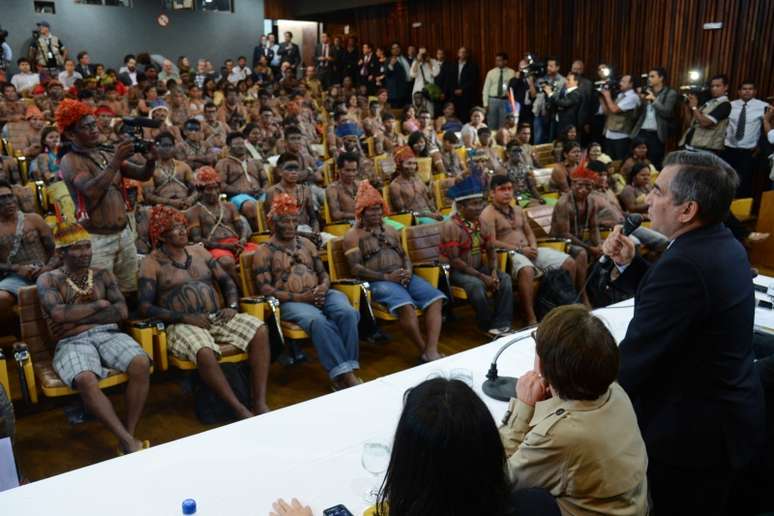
142;132;197;209
179;119;217;170
326;152;359;222
217;86;248;126
202;102;229;151
343;181;446;361
502;140;545;206
35;80;65;123
0;180;57;318
138;206;269;417
186;167;258;288
362;100;385;155
0;84;26;124
265;153;320;235
550;166;602;305
440;176;514;337
256;105;283;156
57;99;157;296
388;146;442;224
283;126;325;210
16;106;46;159
94;106;120;146
480;175;575;325
215;131;265;231
99;83;128;118
37;222;151;453
252;194;361;390
336;123;379;188
515;124;541;169
495;111;518;147
475;127;506;175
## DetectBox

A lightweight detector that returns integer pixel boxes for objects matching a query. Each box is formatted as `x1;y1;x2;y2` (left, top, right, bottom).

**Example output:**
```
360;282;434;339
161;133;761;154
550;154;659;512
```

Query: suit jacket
450;61;479;99
435;59;455;101
252;45;274;68
615;223;764;469
576;76;593;127
278;42;301;67
547;88;583;134
314;43;335;70
75;63;95;78
385;57;410;104
631;86;680;142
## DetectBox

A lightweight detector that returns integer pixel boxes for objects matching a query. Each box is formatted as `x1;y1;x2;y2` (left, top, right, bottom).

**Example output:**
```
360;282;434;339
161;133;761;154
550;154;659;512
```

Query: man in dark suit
314;32;336;89
385;42;411;108
75;51;95;78
571;60;594;145
449;47;478;122
252;34;273;69
357;42;380;95
277;31;301;77
507;62;533;128
544;72;583;137
603;150;765;516
433;48;455;114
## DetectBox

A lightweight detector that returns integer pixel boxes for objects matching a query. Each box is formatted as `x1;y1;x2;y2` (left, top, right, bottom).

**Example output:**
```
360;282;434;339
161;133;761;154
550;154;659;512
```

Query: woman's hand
270;498;313;516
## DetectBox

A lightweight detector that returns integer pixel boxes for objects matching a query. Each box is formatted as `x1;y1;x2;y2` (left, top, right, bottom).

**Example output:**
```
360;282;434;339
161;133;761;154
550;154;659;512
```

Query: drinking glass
361;441;391;503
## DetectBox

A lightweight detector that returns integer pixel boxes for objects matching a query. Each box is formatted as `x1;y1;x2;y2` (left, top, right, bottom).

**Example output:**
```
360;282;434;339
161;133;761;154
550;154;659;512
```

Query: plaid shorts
89;226;139;293
166;312;263;364
53;324;149;388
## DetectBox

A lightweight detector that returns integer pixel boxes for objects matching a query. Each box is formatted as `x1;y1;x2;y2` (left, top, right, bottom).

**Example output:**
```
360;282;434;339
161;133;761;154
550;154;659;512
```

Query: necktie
497;69;504;97
735;102;747;141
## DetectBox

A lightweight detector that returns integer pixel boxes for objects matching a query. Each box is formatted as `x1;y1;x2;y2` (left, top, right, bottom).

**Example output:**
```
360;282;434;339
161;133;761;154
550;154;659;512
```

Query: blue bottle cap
182;498;197;515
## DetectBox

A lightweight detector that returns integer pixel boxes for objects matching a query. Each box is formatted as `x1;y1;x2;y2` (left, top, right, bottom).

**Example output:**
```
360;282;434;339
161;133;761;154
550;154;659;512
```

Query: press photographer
599;73;640;160
27;20;67;73
0;27;11;81
678;74;731;153
56;99;157;297
631;67;679;169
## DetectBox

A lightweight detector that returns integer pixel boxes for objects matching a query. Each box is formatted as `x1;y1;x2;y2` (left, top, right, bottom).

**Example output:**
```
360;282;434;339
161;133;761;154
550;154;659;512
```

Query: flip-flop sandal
116;439;150;457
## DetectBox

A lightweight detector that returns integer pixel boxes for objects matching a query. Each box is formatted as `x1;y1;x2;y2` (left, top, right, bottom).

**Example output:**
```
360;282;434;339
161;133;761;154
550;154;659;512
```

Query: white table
1;275;771;515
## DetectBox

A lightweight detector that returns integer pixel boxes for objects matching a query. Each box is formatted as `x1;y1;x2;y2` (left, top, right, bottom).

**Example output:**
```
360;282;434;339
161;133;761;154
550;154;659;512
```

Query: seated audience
265;153;322;238
37;221;151;453
343;181;446;362
549;141;581;193
620;138;656;180
461;107;487;147
440;175;513;337
142;131;197;209
138;205;269;417
215;131;266;230
618;162;652;214
502;140;545;206
438;131;466;182
33;126;61;184
481;175;575;325
252;194;361;390
500;304;648;515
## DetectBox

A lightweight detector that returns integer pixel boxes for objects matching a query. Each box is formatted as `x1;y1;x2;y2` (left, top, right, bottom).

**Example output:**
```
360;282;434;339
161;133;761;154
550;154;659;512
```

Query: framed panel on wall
200;0;232;13
163;0;194;10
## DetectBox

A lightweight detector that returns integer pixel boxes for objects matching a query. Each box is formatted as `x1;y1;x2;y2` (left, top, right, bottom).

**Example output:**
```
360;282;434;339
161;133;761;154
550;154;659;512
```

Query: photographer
56;99;156;297
544;71;583;138
482;52;516;130
409;47;440;116
600;74;640;160
0;27;11;82
507;59;533;128
528;56;565;144
27;21;67;73
679;74;731;154
631;67;679;170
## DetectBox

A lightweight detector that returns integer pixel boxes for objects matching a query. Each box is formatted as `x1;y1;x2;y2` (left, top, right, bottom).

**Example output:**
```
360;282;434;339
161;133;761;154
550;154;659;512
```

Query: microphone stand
482;326;537;402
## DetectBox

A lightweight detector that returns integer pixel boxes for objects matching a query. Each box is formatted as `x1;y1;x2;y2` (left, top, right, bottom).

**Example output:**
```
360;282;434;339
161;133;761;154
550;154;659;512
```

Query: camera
523;53;546;78
594;66;617;94
679;70;708;99
120;117;161;154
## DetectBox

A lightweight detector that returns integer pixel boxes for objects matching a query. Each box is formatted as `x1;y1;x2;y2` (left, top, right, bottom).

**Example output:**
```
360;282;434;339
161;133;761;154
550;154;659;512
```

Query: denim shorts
229;193;264;210
0;273;33;297
370;275;446;314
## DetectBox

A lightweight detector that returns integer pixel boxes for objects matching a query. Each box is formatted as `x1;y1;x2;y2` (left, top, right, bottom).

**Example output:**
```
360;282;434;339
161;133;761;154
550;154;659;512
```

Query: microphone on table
482;325;538;402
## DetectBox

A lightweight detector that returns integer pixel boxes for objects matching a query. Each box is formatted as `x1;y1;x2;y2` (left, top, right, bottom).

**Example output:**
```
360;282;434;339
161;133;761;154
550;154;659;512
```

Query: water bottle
182;499;197;515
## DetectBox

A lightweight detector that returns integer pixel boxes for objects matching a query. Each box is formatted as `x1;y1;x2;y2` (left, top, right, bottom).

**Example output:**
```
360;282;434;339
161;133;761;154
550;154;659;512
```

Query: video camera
119;117;161;154
679;70;708;99
0;28;8;43
594;65;617;94
523;53;546;78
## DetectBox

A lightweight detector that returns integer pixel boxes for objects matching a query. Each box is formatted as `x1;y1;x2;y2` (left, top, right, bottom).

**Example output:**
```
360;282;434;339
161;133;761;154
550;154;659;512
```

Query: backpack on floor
193;362;252;424
535;268;578;320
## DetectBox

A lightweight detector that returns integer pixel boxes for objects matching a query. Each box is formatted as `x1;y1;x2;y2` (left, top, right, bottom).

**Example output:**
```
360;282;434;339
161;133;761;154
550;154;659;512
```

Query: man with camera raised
28;21;67;73
599;74;640;161
631;67;679;170
57;99;157;299
679;74;731;155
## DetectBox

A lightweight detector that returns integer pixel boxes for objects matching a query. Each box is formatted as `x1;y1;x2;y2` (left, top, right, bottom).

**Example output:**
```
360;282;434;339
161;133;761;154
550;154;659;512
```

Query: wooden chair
416;157;433;184
250;200;272;244
364;137;376;158
322;158;335;186
432;178;455;217
731;197;754;223
525;204;555;238
0;348;9;402
400;223;470;301
533;143;555;166
382;185;414;227
13;286;155;404
454;147;468;170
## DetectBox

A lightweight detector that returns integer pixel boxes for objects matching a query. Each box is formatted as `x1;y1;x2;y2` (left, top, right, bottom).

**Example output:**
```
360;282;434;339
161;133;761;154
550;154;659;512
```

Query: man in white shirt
57;58;82;89
765;107;774;187
482;52;516;130
0;30;11;81
600;74;640;160
721;80;770;197
10;58;40;95
230;56;250;84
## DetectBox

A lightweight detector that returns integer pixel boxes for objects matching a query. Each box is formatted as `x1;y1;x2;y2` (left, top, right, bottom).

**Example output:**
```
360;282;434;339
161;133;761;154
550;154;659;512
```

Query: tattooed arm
310;242;330;292
75;269;128;324
36;272;107;324
183;163;199;207
202;248;239;307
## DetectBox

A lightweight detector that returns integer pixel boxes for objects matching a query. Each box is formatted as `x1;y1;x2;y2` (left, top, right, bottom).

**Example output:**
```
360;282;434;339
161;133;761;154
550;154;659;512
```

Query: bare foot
421;351;445;362
120;438;144;454
253;403;271;415
236;406;255;420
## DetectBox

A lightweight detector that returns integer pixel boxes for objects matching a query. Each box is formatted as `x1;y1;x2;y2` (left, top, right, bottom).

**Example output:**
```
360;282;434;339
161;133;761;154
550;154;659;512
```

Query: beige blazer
499;382;649;516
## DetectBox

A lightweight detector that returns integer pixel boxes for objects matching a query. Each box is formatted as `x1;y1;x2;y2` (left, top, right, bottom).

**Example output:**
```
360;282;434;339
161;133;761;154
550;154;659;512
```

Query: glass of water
362;441;391;503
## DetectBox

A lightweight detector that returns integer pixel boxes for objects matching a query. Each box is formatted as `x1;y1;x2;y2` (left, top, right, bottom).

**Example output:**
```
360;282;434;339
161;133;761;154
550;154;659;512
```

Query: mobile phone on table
323;505;354;516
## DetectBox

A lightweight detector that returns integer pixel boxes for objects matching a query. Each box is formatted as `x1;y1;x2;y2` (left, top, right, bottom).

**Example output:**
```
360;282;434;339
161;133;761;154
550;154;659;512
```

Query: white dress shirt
10;72;40;93
724;98;768;149
605;89;641;140
58;70;82;88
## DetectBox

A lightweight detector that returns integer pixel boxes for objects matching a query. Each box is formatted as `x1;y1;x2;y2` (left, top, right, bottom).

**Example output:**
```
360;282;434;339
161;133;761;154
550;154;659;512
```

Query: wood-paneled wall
309;0;774;100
